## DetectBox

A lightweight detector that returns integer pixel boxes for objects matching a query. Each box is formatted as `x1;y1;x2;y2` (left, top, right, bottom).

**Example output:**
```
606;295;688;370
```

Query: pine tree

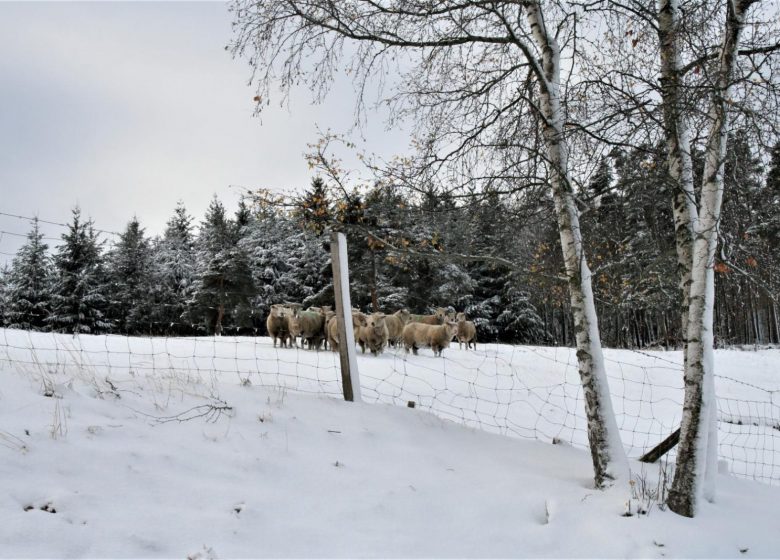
587;157;613;201
496;284;548;343
107;217;153;334
716;132;776;344
758;140;780;243
464;191;515;341
48;208;111;334
228;199;258;334
150;202;197;334
335;189;376;310
0;265;10;326
4;219;53;331
189;197;256;335
297;177;332;236
241;208;329;326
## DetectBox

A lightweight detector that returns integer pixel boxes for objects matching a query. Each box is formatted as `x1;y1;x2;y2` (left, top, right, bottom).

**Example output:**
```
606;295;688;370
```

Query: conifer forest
3;137;779;348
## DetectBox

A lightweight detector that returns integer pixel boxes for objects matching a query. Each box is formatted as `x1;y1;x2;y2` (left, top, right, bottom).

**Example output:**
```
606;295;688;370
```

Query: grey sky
0;1;407;265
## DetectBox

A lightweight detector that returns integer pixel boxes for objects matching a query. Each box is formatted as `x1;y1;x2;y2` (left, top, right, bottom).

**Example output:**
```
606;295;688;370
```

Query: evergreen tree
496;284;548;343
150;202;197;335
242;209;330;327
464;191;516;341
757;140;780;243
0;265;10;326
107;217;153;334
189;197;256;335
4;219;53;330
296;177;332;236
715;132;776;344
577;146;678;347
48;208;111;334
588;158;613;200
228;199;258;334
334;189;377;310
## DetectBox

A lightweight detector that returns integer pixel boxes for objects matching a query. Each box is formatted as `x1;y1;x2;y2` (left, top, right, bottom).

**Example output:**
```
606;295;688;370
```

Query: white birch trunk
667;0;753;518
657;0;699;355
525;1;627;488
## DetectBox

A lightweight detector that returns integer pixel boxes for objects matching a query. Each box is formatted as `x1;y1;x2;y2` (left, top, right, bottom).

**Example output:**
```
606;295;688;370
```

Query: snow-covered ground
1;328;779;557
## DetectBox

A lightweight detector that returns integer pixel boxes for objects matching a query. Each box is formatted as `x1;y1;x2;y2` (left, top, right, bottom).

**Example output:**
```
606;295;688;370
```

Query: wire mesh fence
1;327;778;486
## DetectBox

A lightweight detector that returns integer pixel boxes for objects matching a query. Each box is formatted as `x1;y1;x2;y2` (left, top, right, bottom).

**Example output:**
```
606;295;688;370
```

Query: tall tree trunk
215;303;225;336
657;0;698;364
667;0;754;518
525;1;627;487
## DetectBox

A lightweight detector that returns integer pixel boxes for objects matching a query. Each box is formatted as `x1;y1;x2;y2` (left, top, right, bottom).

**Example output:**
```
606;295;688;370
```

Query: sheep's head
433;307;447;324
455;312;467;322
270;304;286;319
287;314;302;337
443;319;458;339
369;313;386;334
352;312;368;327
396;308;411;324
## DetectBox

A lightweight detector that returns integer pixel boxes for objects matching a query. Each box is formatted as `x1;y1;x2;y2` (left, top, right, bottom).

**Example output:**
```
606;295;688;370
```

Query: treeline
1;140;779;347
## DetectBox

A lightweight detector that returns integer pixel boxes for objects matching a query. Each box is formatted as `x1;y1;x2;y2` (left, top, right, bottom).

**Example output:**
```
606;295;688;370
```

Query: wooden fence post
330;231;362;402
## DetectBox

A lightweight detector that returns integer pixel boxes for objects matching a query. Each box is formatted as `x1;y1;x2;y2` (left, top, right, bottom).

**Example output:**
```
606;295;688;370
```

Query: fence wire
1;327;778;486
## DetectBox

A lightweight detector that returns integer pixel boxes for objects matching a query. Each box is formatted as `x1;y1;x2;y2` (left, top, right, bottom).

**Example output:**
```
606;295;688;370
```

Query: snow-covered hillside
1;329;779;557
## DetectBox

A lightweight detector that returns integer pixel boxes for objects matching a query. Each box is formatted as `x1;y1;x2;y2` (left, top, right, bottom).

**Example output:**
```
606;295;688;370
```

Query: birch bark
665;0;755;518
525;1;627;487
657;0;699;359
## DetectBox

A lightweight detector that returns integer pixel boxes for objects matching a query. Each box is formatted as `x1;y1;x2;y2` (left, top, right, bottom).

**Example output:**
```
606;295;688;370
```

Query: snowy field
1;328;780;557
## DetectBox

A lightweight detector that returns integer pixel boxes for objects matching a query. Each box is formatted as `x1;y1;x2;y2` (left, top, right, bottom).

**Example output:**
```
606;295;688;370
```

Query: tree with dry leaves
230;0;629;488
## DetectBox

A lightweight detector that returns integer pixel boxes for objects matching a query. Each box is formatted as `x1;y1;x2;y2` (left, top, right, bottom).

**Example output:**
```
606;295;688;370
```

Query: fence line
0;327;778;486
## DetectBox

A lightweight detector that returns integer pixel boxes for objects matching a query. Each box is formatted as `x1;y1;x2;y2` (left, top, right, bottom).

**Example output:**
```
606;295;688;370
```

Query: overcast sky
0;1;408;265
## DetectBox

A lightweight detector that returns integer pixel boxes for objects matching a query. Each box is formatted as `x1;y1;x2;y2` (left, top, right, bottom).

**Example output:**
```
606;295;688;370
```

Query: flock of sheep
265;304;477;357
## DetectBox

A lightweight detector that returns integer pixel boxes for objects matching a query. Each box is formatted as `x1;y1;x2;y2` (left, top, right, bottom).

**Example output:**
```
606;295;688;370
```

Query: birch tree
578;0;779;516
230;0;628;487
666;0;760;518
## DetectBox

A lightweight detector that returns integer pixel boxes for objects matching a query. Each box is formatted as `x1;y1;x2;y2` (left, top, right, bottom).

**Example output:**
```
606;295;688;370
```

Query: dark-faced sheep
358;313;390;356
408;307;447;326
266;304;297;348
384;308;411;347
455;312;477;350
402;319;458;357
